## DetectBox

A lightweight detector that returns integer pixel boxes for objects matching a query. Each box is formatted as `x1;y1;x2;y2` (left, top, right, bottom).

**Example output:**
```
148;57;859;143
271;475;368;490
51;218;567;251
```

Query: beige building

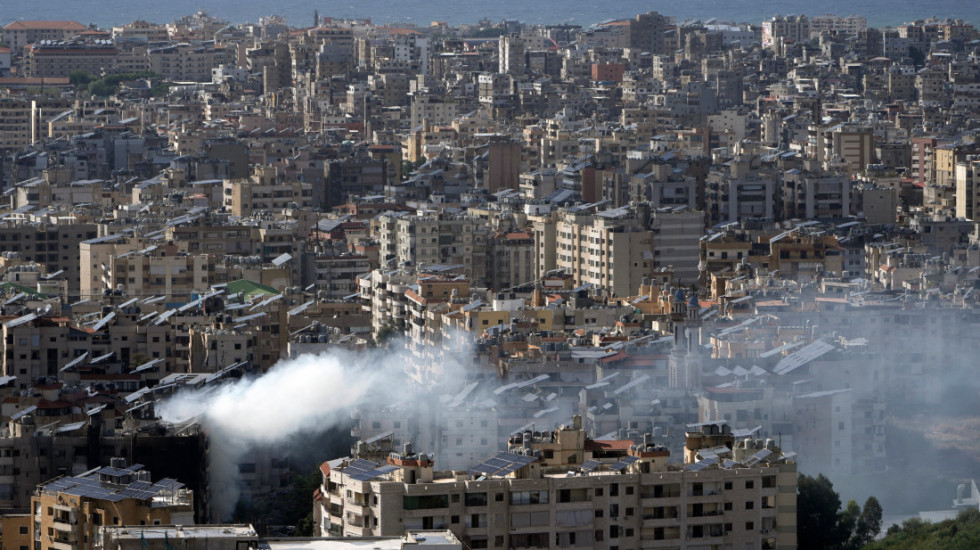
26;42;119;78
222;179;313;217
955;158;980;220
375;212;489;286
148;43;228;82
0;98;35;150
1;21;87;52
316;418;796;550
538;206;659;297
32;459;194;550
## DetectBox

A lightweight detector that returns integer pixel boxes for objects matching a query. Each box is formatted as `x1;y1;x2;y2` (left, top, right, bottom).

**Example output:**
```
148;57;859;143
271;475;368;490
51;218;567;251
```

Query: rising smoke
158;344;420;520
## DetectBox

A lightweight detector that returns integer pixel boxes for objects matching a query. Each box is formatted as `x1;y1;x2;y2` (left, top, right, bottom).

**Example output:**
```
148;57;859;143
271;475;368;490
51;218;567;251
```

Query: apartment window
595;487;604;497
745;480;754;489
510;491;548;505
746;522;755;531
724;481;733;490
746;501;754;510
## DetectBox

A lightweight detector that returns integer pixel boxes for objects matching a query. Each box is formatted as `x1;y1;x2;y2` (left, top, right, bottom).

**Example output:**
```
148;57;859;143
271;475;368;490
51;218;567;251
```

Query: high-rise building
498;34;526;75
762;15;810;49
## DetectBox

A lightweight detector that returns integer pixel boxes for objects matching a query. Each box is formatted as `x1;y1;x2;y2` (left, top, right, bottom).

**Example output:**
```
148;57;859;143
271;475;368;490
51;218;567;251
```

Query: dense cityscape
0;8;978;550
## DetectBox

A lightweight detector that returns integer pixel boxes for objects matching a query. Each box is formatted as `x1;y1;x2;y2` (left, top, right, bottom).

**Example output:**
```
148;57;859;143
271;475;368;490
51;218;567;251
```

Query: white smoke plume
158;344;423;520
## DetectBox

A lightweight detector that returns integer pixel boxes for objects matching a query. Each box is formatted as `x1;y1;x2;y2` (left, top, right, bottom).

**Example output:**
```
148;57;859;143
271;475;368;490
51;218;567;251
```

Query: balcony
52;518;77;531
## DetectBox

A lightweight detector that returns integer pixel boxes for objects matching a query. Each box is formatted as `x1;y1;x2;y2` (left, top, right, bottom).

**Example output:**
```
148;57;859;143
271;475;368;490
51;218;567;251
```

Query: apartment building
0;98;35;150
2;21;87;52
25;42;119;78
317;418;796;550
809;124;875;174
543;206;659;297
781;172;852;219
307;254;372;300
487;232;535;292
705;171;777;225
102;249;215;303
375;212;489;285
222;179;313;217
808;14;867;36
0;221;98;297
147;42;228;82
762;15;810;48
32;459;194;550
955;158;980;220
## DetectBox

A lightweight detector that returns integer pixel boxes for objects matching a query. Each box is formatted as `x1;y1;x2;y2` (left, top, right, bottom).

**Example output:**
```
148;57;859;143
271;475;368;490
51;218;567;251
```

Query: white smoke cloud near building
158;345;425;519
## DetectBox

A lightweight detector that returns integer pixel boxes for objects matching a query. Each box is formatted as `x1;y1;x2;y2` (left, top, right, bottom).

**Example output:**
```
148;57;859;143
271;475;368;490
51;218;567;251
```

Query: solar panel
61;352;89;372
744;449;773;467
501;452;536;466
722;459;740;469
349;465;399;482
485;457;511;469
3;312;36;329
732;425;762;438
608;455;639;471
150;478;184;492
55;421;87;433
581;460;601;472
685;457;719;471
364;430;394;444
468;452;537;477
118;487;157;500
345;459;378;474
97;466;130;476
11;406;37;421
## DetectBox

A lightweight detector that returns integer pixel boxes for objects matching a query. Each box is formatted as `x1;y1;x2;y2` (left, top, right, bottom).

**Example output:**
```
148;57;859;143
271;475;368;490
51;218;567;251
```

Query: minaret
668;290;704;390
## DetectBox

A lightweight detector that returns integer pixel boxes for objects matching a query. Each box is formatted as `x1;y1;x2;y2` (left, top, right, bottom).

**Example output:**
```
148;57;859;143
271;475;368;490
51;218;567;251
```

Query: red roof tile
3;20;86;31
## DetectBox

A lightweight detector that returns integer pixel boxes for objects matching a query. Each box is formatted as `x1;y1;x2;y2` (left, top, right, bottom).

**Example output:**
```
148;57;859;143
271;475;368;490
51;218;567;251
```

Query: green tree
798;473;846;550
855;496;884;546
69;70;96;88
800;474;885;550
841;499;862;548
87;80;114;97
373;322;399;347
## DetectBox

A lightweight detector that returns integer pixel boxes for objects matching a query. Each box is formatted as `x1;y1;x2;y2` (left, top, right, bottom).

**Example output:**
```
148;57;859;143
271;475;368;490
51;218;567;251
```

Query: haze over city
0;5;977;550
